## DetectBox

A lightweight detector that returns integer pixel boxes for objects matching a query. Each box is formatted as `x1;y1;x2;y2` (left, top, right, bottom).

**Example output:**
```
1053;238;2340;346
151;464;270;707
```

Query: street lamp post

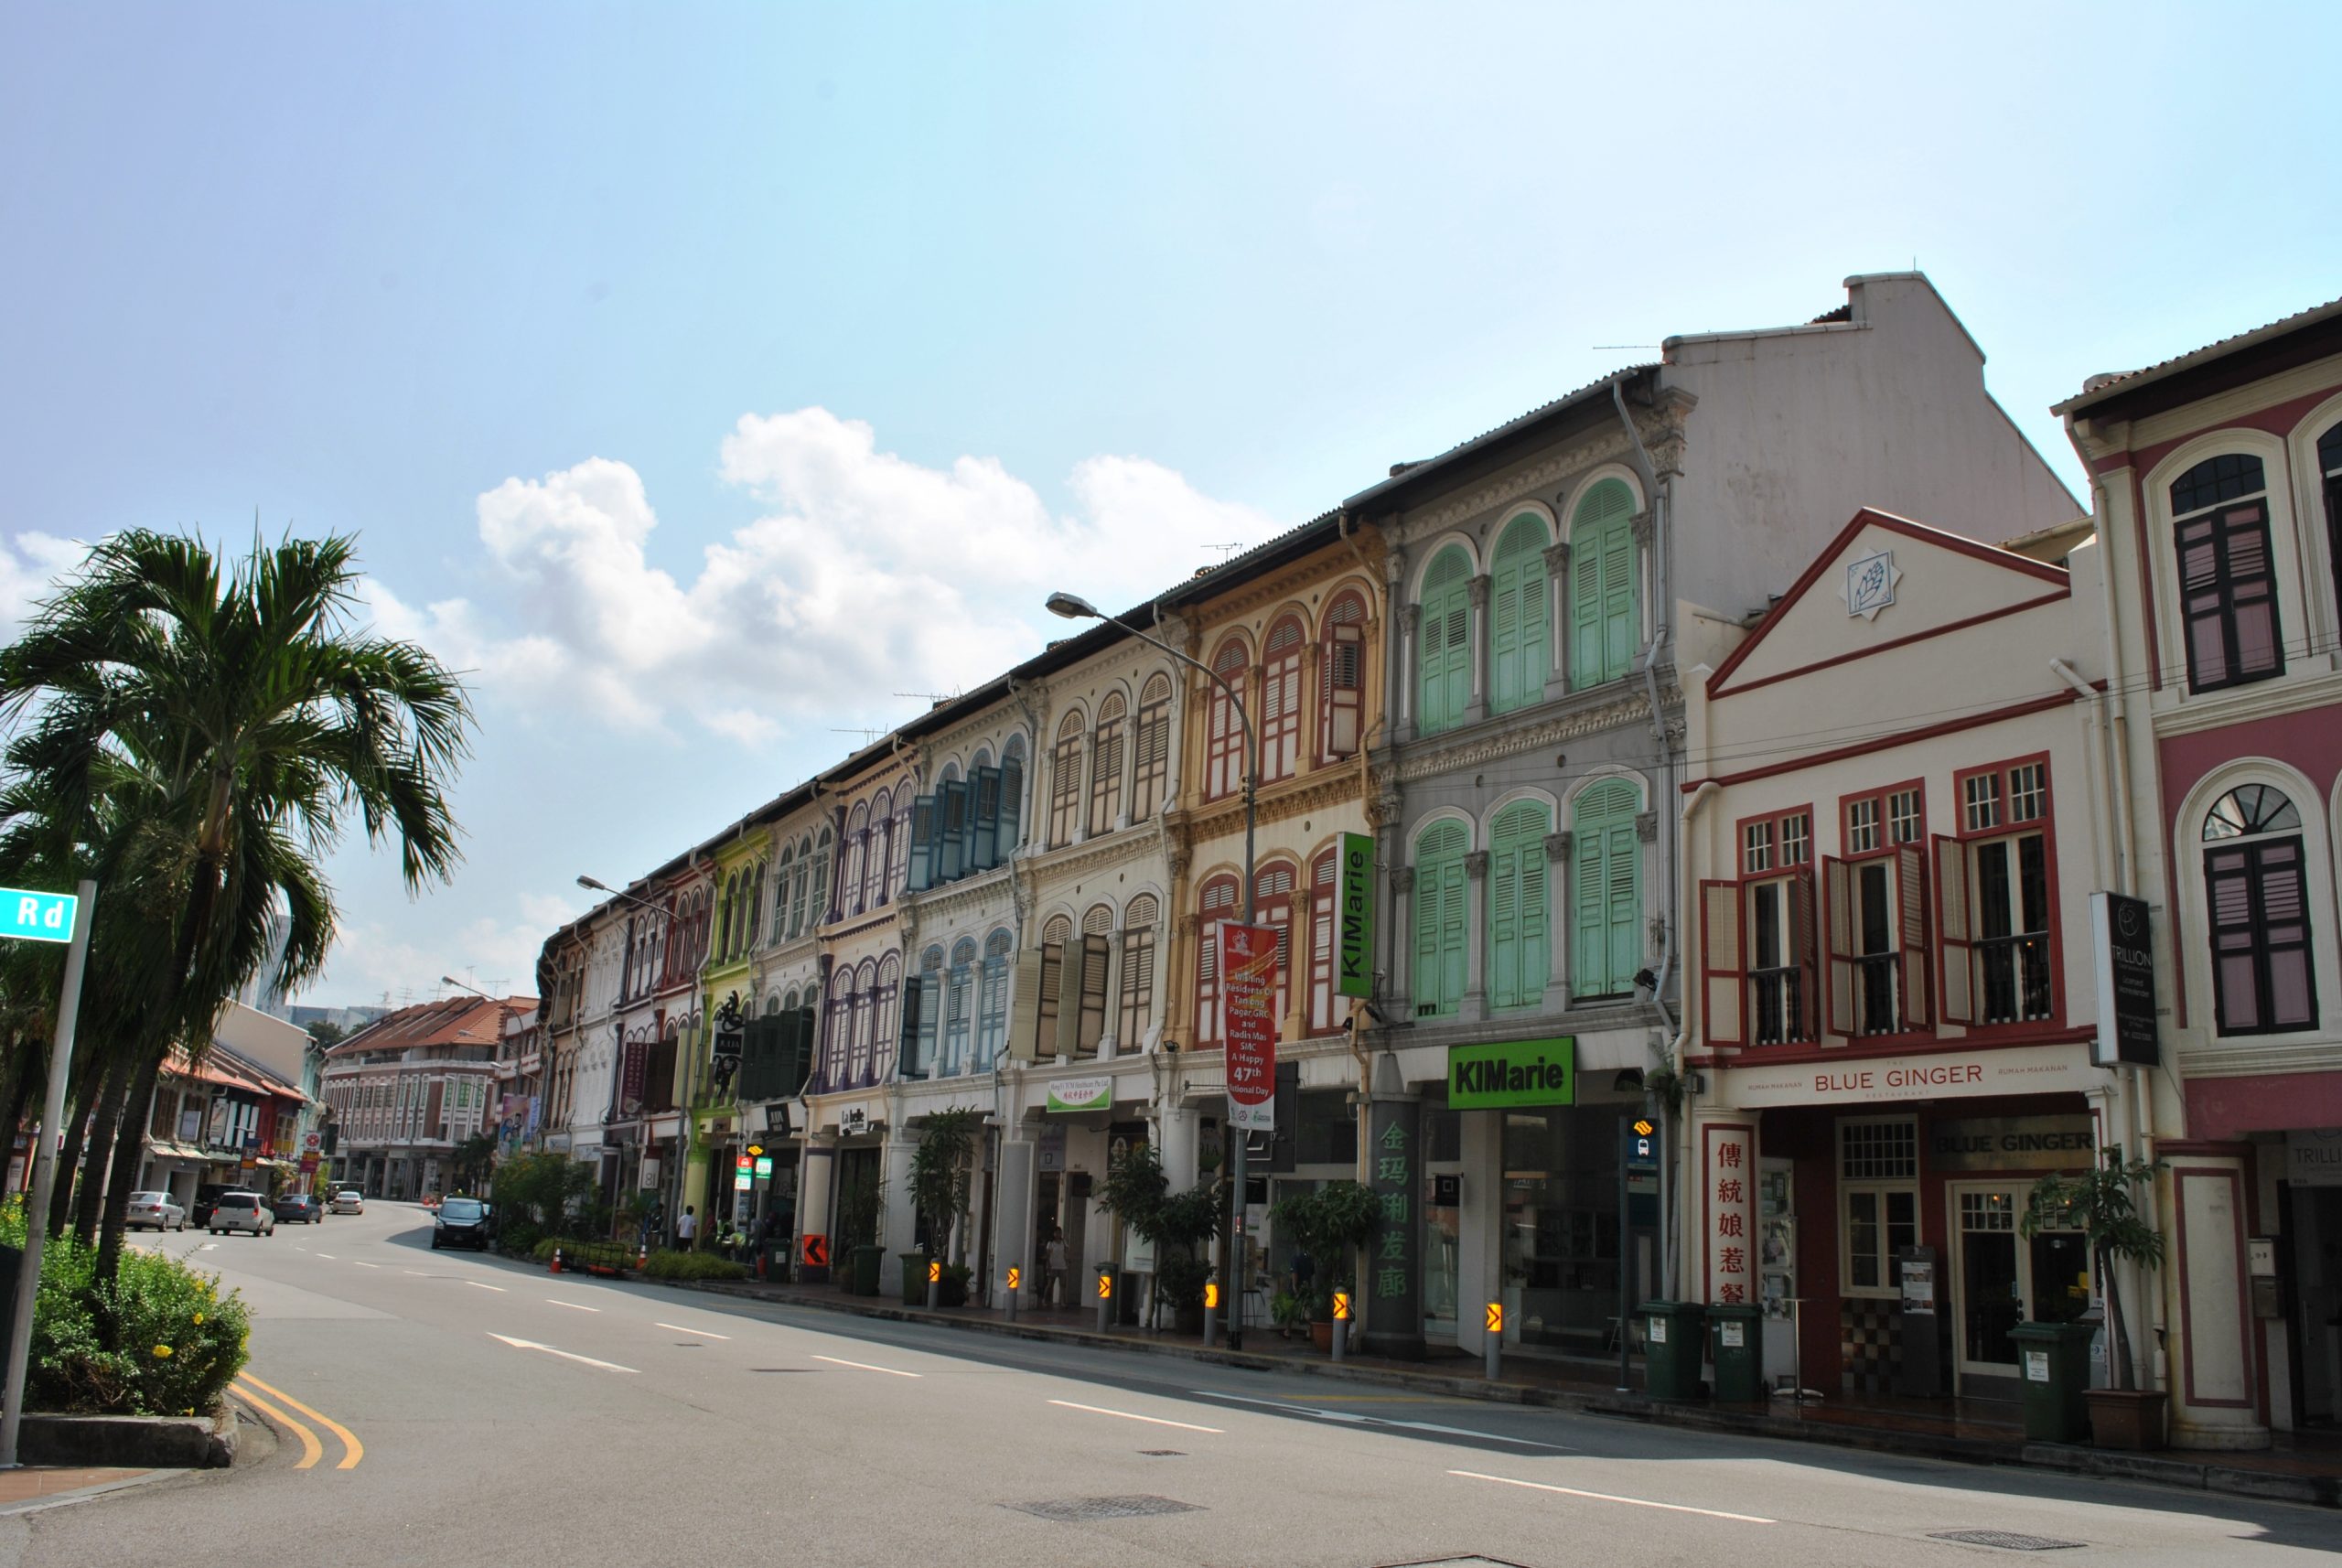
1047;592;1259;1350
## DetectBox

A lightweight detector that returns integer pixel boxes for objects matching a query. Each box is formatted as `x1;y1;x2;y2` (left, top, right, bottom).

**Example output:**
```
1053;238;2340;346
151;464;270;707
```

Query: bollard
1095;1268;1113;1334
1485;1301;1503;1381
1203;1280;1219;1347
1331;1291;1350;1361
927;1257;941;1312
1004;1265;1020;1322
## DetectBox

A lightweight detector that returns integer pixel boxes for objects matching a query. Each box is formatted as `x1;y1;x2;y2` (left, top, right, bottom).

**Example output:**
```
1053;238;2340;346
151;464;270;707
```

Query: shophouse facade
1682;510;2128;1409
734;785;826;1254
138;1003;317;1205
558;900;626;1196
1347;273;2080;1364
2058;297;2342;1445
319;993;530;1198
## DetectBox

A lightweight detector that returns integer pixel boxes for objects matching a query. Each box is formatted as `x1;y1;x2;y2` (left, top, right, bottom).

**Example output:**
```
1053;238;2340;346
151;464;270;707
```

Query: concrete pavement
5;1201;2336;1567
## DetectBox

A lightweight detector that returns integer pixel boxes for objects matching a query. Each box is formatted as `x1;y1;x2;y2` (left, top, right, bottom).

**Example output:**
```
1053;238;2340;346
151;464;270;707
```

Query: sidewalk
687;1273;2339;1509
0;1466;173;1516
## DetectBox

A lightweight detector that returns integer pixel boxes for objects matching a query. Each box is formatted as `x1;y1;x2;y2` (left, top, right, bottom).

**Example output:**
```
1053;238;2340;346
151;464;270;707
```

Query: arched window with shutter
1001;734;1028;853
1488;800;1553;1009
1489;514;1551;714
1418;546;1472;734
944;938;976;1075
976;929;1014;1068
1569;479;1638;690
1253;859;1297;1026
1412;822;1468;1017
843;803;870;918
1049;711;1085;845
2321;422;2342;626
871;954;900;1081
1131;672;1173;819
1573;779;1643;999
1090;693;1126;835
890;792;913;898
1195;875;1239;1045
1206;637;1251;800
1307;848;1339;1034
864;788;892;912
2171;453;2283;692
1319;592;1367;761
811;828;833;928
911;946;943;1078
2201;783;2316;1034
1038;912;1075;1059
1260;617;1305;781
1075;904;1113;1056
1119;894;1158;1045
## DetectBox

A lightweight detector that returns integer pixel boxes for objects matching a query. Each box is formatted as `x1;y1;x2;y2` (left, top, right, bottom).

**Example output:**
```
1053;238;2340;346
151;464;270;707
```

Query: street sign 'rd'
0;888;77;945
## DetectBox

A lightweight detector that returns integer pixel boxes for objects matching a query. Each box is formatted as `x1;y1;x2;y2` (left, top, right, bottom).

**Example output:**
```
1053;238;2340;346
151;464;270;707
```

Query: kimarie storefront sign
1446;1037;1576;1111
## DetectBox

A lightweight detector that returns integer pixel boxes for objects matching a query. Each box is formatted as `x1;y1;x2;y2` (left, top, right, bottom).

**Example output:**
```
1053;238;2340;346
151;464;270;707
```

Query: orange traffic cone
550;1247;564;1273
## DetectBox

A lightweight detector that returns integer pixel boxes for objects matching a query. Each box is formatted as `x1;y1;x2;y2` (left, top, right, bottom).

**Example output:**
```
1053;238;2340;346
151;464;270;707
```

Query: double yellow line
232;1370;364;1471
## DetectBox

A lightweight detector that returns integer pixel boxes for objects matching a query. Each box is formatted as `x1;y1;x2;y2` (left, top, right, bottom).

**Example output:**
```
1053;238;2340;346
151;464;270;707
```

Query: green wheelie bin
2009;1320;2096;1443
1708;1303;1765;1403
1639;1301;1709;1400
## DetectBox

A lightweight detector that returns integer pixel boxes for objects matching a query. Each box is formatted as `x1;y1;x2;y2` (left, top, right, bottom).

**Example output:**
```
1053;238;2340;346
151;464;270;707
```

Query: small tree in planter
2021;1144;2166;1448
1270;1181;1382;1348
1101;1144;1221;1332
907;1107;984;1305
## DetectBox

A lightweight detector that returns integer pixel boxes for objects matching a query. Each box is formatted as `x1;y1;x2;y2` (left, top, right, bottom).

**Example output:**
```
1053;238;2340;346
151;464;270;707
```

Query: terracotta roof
328;993;532;1057
2054;295;2342;416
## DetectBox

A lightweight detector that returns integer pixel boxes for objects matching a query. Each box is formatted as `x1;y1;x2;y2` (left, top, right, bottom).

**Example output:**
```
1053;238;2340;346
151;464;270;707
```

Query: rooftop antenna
830;727;886;744
1202;542;1246;558
892;691;959;703
1592;344;1660;351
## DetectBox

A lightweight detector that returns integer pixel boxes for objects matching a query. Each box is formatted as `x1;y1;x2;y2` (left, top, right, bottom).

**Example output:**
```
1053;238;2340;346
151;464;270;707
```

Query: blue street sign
0;888;77;945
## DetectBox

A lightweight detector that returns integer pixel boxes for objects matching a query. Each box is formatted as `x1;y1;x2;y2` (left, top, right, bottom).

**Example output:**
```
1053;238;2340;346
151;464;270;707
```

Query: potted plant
2021;1145;2167;1450
1271;1181;1382;1351
907;1107;983;1306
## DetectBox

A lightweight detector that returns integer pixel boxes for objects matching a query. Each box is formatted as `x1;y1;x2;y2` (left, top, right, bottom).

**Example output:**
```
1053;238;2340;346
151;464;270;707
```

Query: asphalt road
6;1202;2337;1567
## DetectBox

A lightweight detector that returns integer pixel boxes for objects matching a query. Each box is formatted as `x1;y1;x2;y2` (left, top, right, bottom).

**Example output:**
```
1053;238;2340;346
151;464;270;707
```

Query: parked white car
125;1191;187;1231
208;1191;275;1236
329;1189;364;1215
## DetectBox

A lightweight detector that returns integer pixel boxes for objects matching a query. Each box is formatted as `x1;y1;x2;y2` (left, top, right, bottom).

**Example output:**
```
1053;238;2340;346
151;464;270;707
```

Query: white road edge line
811;1355;920;1378
544;1299;600;1312
466;1282;506;1292
655;1323;730;1339
1448;1469;1776;1524
1047;1400;1223;1434
315;1253;336;1259
486;1333;638;1375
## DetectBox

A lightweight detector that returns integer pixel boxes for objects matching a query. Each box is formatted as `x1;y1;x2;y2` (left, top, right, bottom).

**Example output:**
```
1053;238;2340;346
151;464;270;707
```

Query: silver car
208;1191;275;1236
328;1189;364;1215
126;1190;187;1231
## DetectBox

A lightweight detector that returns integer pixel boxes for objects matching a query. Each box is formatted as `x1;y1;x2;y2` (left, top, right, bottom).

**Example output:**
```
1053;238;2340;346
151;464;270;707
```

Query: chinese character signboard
1364;1096;1422;1354
1703;1122;1756;1306
1336;832;1375;1000
1219;922;1279;1132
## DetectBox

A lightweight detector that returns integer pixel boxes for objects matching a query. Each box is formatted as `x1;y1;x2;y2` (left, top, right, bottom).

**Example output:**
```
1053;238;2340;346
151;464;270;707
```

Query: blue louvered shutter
1490;514;1549;714
1570;480;1637;690
1488;801;1551;1008
970;766;1002;870
906;796;936;892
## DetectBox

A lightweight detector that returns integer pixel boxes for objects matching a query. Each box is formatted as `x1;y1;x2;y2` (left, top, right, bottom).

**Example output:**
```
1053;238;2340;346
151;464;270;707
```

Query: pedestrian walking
677;1204;699;1251
1043;1226;1069;1307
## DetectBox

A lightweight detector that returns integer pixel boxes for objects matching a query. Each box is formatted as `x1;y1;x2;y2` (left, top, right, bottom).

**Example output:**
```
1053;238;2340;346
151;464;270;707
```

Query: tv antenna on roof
1203;542;1247;558
830;727;886;744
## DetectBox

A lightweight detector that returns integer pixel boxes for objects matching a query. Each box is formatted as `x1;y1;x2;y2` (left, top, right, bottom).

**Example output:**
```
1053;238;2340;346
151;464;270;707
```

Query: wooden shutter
1047;942;1081;1058
1602;515;1636;686
1574;819;1608;998
1824;856;1854;1036
970;767;1002;871
1077;933;1110;1056
1413;856;1441;1015
1490;560;1522;714
998;757;1024;855
1788;865;1816;1042
1437;857;1467;1015
905;796;936;892
1488;828;1520;1008
1323;611;1363;760
1605;822;1639;999
1896;842;1931;1030
1037;942;1068;1058
897;976;928;1079
1571;532;1605;691
1934;834;1973;1025
1007;950;1044;1061
1701;879;1744;1047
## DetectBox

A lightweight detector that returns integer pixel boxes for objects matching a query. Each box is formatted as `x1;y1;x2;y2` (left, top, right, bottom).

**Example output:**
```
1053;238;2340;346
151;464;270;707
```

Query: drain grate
1006;1496;1201;1523
1378;1559;1531;1568
1137;1450;1185;1457
748;1368;812;1373
1928;1530;2086;1552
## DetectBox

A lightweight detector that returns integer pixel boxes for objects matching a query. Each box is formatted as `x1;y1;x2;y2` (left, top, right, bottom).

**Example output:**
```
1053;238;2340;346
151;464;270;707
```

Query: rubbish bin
846;1243;884;1296
2009;1320;2096;1444
1708;1304;1764;1402
1638;1301;1708;1400
901;1251;934;1305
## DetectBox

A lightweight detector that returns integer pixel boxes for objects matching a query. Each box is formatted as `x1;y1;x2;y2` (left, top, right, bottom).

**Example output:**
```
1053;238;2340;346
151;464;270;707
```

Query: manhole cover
1007;1496;1201;1523
1928;1531;2086;1552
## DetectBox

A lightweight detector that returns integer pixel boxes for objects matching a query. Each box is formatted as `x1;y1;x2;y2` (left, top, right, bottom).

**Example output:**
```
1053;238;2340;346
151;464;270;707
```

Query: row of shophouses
518;273;2342;1450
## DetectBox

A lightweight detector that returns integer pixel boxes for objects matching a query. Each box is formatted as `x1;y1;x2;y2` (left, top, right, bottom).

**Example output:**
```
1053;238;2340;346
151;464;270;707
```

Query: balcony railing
1854;952;1902;1036
1749;969;1807;1046
1977;934;2053;1025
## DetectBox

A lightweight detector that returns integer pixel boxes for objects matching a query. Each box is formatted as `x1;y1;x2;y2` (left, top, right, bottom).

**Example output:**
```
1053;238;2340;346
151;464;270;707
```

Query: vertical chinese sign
1703;1122;1757;1305
1365;1096;1422;1352
1219;922;1279;1132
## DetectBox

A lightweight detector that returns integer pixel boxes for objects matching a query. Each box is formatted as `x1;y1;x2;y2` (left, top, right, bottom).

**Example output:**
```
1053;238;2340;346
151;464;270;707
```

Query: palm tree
0;530;471;1283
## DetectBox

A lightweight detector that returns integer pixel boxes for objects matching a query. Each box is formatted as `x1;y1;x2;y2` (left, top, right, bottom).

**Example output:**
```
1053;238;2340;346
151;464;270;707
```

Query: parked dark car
190;1183;258;1228
272;1192;322;1224
432;1197;490;1251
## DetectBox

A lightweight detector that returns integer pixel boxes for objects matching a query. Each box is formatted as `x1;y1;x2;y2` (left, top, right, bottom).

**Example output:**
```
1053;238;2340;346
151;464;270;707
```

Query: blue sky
3;2;2336;1005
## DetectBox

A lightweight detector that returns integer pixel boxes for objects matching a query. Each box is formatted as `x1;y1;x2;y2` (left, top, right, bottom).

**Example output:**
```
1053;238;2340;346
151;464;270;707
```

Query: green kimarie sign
1336;832;1374;1000
1446;1037;1577;1110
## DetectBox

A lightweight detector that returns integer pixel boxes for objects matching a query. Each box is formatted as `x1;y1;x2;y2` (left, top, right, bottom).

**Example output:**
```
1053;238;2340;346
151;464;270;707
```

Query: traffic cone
550;1246;564;1274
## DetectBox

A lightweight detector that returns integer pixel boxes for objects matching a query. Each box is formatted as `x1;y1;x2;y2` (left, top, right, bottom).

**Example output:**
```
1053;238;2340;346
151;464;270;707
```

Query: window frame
1837;1116;1919;1299
1488;512;1552;715
1205;636;1252;801
1088;692;1126;837
2169;452;2284;694
1048;711;1086;846
1318;593;1368;762
1413;819;1470;1018
1194;876;1239;1046
1259;615;1306;783
1416;545;1473;736
1945;754;2060;1031
1131;673;1173;819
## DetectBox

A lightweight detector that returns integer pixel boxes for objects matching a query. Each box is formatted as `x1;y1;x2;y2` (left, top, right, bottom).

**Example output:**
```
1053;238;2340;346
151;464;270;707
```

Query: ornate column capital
1464;850;1489;880
1545;831;1572;863
1391;866;1416;896
1468;574;1491;611
1542;541;1570;575
1382;545;1408;586
1635;811;1659;843
1631;512;1654;551
1402;603;1422;634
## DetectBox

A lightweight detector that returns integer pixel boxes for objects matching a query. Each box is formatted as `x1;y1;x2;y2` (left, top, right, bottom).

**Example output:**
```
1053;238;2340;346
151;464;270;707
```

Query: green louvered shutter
1413;821;1467;1016
1570;479;1637;689
1418;547;1471;734
1488;801;1551;1009
1490;514;1548;714
1573;780;1639;998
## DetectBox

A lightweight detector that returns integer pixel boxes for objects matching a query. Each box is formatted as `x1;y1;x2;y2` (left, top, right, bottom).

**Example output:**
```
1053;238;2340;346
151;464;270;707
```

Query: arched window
1119;894;1158;1045
1488;800;1553;1009
2322;422;2342;622
1072;904;1113;1056
1319;593;1366;761
766;990;785;1016
872;955;901;1082
864;788;892;912
1001;734;1028;854
1131;673;1173;820
1490;513;1552;714
944;938;977;1075
1307;848;1339;1034
912;946;943;1078
2202;783;2315;1034
1049;710;1085;846
1573;779;1642;999
1570;478;1638;690
1412;822;1467;1017
843;803;870;917
1253;861;1297;1026
890;790;913;900
1417;545;1472;735
826;968;856;1089
719;873;738;960
977;929;1014;1069
1206;637;1250;800
1090;693;1126;836
1259;616;1306;781
811;828;833;929
2172;454;2281;692
1039;912;1075;1057
1195;875;1239;1045
774;846;795;939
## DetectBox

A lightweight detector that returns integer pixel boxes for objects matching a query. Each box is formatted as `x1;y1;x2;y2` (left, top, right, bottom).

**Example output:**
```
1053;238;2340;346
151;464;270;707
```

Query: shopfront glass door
1954;1182;2089;1384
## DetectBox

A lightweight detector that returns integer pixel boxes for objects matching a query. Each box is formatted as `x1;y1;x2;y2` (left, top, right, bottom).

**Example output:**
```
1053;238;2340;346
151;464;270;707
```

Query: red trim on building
2171;1163;2257;1412
1714;593;2071;700
1693;693;2080;792
2184;1070;2342;1140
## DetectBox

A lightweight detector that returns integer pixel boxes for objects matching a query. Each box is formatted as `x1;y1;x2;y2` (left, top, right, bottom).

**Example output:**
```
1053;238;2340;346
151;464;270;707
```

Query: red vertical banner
1703;1122;1757;1305
1219;922;1279;1131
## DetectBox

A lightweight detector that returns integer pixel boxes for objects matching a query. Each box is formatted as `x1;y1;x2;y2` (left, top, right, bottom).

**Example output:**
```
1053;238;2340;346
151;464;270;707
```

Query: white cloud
303;888;584;1005
377;409;1277;741
0;532;91;640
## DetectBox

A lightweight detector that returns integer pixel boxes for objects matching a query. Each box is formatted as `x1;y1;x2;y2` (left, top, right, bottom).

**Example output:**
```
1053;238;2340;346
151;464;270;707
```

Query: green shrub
0;1198;249;1415
497;1220;543;1257
639;1250;747;1282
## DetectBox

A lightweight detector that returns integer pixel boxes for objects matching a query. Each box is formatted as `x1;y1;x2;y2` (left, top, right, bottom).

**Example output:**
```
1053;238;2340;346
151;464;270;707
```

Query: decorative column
1285;887;1315;1039
1399;604;1422;740
1466;575;1491;725
881;1127;919;1296
1631;511;1655;636
1544;830;1571;1009
994;1131;1037;1308
1464;850;1489;1018
1543;541;1572;699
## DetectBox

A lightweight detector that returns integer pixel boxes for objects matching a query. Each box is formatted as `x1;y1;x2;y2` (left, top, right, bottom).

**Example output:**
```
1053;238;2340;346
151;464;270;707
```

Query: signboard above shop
1726;1043;2104;1109
1447;1037;1576;1111
2090;891;2161;1069
1046;1076;1112;1113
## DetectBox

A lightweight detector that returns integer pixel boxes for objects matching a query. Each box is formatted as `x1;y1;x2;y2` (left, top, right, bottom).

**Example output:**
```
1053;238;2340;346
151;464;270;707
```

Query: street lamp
1047;590;1260;1349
